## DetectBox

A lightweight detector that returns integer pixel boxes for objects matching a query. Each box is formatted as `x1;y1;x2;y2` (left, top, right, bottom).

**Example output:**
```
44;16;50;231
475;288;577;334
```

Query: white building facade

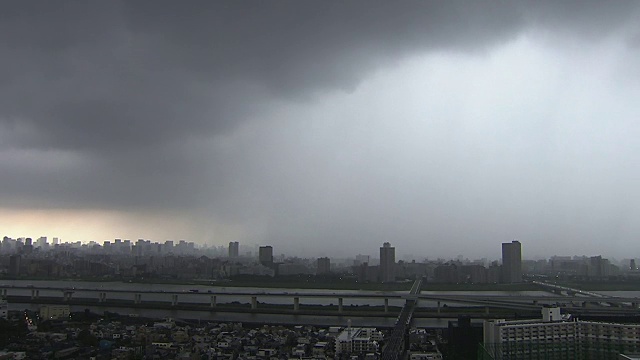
335;327;383;355
484;307;640;359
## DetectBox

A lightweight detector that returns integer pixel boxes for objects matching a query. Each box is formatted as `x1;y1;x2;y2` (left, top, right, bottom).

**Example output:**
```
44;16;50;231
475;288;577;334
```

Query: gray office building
379;242;396;283
501;240;522;283
228;241;239;258
317;257;331;274
259;246;273;265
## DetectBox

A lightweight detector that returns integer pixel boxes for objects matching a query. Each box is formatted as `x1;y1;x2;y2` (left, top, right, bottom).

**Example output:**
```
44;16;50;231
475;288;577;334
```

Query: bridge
0;285;405;313
381;279;422;360
531;280;609;298
2;282;640;317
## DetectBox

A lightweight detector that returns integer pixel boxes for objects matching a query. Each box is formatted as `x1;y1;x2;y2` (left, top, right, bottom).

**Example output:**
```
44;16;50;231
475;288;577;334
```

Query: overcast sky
1;1;640;259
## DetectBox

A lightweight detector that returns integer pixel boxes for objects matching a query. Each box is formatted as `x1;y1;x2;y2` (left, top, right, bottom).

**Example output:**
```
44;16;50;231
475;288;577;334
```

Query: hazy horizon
0;235;631;264
2;1;640;259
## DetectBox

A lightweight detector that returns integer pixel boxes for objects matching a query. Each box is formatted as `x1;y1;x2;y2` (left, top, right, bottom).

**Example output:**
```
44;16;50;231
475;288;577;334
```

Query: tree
78;328;99;347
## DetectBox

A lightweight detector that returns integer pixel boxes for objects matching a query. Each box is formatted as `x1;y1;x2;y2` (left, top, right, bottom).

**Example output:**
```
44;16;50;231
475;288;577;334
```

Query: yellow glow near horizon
0;208;229;243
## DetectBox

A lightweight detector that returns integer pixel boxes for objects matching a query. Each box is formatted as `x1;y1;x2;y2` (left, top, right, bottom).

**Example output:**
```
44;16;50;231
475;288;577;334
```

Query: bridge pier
171;294;178;306
338;298;343;313
31;289;39;299
63;290;73;301
485;306;489;314
384;298;389;313
134;293;142;304
1;289;6;296
210;295;216;308
99;292;107;302
251;296;258;310
437;301;441;314
294;297;299;311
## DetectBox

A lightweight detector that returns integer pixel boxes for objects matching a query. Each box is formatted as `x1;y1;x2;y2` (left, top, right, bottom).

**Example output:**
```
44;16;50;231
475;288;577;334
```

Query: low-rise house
313;341;329;356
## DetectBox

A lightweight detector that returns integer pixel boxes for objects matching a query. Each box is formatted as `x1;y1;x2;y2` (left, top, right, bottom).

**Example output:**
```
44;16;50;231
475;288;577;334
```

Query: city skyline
0;232;631;260
2;235;637;288
1;2;640;259
1;235;634;266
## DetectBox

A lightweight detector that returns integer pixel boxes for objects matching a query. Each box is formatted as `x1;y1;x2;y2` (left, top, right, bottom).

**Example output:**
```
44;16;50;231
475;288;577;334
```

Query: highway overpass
3;282;639;317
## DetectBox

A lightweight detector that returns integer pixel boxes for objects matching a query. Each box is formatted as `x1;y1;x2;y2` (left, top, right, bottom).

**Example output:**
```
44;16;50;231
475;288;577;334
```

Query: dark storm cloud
1;1;640;254
3;1;636;152
2;1;520;150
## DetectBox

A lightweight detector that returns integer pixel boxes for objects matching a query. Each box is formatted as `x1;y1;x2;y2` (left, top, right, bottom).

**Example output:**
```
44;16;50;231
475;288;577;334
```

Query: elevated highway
3;282;639;317
381;279;422;360
5;284;635;303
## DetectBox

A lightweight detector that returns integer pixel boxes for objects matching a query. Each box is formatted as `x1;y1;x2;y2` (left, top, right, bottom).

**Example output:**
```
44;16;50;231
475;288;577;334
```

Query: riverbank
0;276;415;291
0;276;548;291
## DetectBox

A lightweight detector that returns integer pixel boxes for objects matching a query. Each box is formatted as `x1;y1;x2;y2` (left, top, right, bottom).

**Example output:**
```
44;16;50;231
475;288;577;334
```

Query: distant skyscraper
163;240;174;255
631;259;637;271
588;255;610;278
259;246;273;265
501;240;522;283
317;257;331;274
228;241;239;258
379;242;396;283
